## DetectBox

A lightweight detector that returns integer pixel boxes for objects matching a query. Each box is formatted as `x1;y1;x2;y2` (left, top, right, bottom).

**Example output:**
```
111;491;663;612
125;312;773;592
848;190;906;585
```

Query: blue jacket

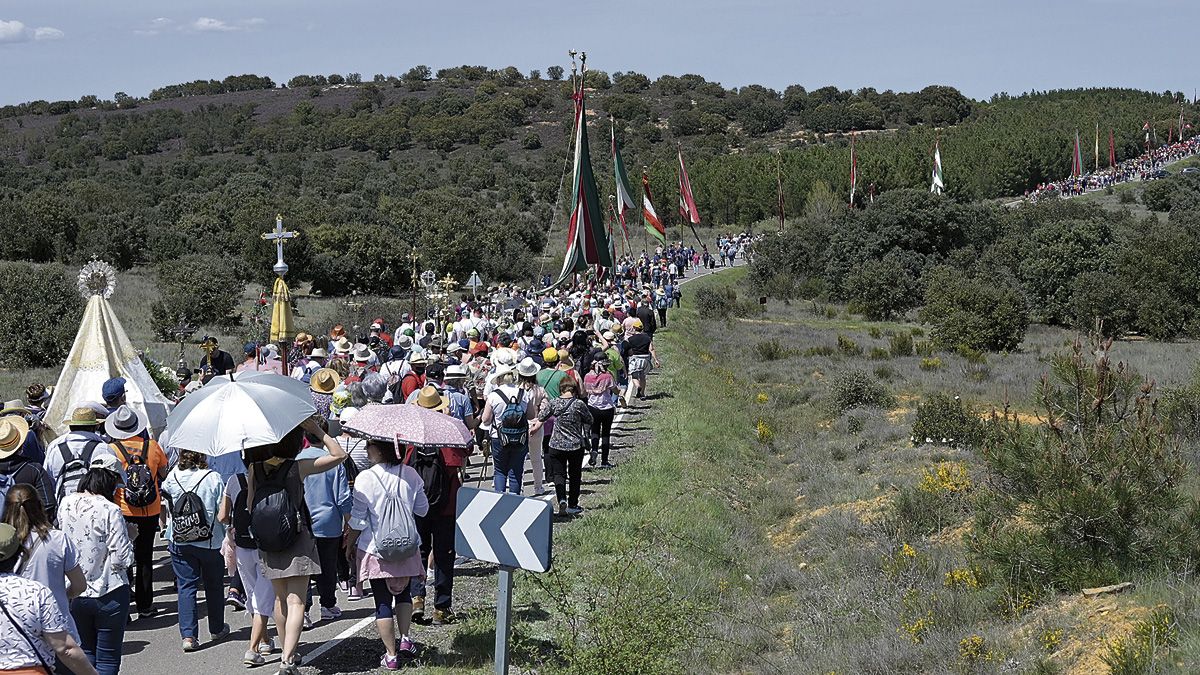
298;446;352;538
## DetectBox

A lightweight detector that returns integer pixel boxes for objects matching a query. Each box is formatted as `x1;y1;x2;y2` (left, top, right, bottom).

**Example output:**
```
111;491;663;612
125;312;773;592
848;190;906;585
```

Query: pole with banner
456;487;552;675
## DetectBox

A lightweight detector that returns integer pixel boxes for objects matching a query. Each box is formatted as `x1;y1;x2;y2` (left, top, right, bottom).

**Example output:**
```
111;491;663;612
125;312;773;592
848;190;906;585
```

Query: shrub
829;369;893;412
920;266;1029;352
1160;375;1200;438
804;345;835;357
888;331;914;357
844;251;922;320
1118;190;1136;204
1101;608;1177;675
754;338;792;361
694;285;760;320
868;327;882;339
868;347;890;360
915;340;936;356
911;392;983;448
150;254;243;340
971;338;1187;594
836;334;861;355
140;353;180;398
0;263;83;368
874;365;896;380
919;357;943;371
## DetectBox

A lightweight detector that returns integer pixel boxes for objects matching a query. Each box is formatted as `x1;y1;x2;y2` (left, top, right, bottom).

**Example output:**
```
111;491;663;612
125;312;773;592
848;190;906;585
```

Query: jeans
306;536;340;611
547;448;584;507
589;406;615;465
169;543;225;639
124;515;158;612
408;515;455;610
657;307;668;327
70;585;129;675
491;439;527;494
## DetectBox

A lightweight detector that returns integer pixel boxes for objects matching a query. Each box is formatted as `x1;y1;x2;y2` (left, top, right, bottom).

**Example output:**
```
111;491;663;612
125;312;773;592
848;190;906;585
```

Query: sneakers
302;614;313;630
347;585;363;601
566;506;584;516
398;636;417;656
182;637;199;652
243;650;266;668
211;623;231;642
411;596;425;620
380;653;400;670
586;456;596;468
600;462;614;469
320;606;343;621
432;608;455;625
257;638;276;656
226;589;246;611
137;606;159;621
557;499;568;516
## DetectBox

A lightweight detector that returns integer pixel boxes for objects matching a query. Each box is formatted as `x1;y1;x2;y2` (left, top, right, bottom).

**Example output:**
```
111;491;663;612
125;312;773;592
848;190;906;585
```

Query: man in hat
368;318;393;349
404;385;469;625
107;405;169;619
101;377;127;415
442;365;478;429
44;407;122;504
0;399;46;463
0;415;57;518
237;343;262;374
198;336;235;383
0;522;98;675
291;346;328;384
396;352;428;402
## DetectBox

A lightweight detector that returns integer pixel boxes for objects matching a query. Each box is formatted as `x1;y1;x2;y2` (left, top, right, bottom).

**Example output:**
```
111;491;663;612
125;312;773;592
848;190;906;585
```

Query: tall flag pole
930;139;945;195
1181;105;1186;142
849;132;858;207
1109;128;1116;168
611;118;636;250
677;149;706;249
1094;123;1100;172
554;51;612;287
775;154;785;233
642;171;666;247
608;195;630;257
1071;130;1083;178
1144;121;1151;154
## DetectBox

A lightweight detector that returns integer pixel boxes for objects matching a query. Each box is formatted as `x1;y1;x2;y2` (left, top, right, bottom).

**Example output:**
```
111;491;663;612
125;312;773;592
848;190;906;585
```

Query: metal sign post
467;270;483;298
456;487;553;674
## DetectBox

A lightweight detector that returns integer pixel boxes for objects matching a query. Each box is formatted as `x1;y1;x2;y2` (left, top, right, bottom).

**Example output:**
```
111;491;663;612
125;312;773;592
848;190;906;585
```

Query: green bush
868;346;890;360
804;345;835;357
0;263;83;368
971;338;1187;594
694;285;761;320
150;254;243;340
888;331;914;357
829;369;893;412
836;334;861;355
754;338;793;361
1101;608;1177;675
911;392;983;447
920;266;1029;352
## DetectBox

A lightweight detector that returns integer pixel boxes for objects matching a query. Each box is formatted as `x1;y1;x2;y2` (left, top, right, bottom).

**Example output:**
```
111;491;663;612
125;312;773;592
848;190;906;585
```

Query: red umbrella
343;403;473;449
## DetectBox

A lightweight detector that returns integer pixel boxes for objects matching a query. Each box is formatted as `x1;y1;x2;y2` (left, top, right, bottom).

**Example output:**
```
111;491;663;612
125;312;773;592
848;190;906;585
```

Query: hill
0;66;1193;294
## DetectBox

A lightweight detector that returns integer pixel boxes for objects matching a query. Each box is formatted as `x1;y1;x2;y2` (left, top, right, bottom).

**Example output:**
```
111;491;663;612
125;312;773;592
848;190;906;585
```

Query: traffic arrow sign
455;487;552;573
467;271;483;290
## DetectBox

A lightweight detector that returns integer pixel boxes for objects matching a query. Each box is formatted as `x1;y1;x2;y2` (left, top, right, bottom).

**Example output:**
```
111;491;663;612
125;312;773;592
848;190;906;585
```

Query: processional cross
261;214;298;277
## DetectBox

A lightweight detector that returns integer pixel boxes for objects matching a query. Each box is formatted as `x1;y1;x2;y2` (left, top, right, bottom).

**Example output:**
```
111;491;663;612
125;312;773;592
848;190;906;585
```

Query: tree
0;263;82;368
346;72;362;84
920;266;1029;351
150;254;243;339
403;65;431;82
546;65;564;81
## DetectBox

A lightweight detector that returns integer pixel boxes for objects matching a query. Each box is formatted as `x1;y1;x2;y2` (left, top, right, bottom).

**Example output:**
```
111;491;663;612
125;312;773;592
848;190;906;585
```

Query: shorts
236;546;277;617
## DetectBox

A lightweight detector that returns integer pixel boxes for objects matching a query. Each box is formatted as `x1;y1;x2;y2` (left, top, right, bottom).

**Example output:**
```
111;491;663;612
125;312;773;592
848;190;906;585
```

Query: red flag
1108;129;1116;168
678;150;700;225
849;132;858;207
642;172;666;245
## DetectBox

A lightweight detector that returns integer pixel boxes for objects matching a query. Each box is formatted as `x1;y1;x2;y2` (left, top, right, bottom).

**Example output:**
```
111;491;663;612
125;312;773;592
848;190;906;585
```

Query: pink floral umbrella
342;403;473;449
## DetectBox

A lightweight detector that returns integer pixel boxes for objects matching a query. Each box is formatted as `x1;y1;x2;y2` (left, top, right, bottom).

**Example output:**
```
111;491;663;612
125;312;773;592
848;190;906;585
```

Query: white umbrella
165;371;316;456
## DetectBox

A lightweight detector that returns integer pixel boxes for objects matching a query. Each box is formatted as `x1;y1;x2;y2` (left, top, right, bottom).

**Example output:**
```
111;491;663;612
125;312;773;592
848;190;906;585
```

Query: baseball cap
101;377;127;403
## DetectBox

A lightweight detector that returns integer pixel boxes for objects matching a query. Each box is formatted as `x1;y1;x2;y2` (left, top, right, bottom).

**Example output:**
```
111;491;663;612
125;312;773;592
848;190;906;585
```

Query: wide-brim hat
104;404;148;441
310;347;329;359
487;365;516;385
445;364;468;379
64;406;102;427
415;385;449;412
295;332;314;344
516;357;539;378
0;400;26;417
310;368;342;394
333;337;353;354
352;344;373;363
0;416;29;459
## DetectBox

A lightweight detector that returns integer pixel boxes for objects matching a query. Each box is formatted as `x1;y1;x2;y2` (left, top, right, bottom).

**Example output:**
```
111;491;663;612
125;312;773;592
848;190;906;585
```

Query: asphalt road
119;259;740;675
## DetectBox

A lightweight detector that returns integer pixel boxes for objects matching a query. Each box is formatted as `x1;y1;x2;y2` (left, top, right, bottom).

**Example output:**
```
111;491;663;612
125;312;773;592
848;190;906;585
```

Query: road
119;259;740;674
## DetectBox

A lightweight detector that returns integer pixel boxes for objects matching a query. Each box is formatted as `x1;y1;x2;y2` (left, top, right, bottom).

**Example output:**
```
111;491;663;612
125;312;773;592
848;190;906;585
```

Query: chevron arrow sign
455;487;552;573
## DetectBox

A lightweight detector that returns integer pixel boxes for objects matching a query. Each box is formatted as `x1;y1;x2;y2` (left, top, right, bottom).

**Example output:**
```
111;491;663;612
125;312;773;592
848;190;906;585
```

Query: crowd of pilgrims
0;235;751;674
1026;136;1200;201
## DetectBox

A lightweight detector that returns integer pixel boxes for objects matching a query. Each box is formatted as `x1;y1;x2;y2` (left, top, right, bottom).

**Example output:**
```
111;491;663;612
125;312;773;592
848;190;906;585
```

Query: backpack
55;440;100;502
231;474;256;550
299;362;318;384
407;446;450;511
495;389;529;448
249;461;310;553
167;471;214;544
115;439;157;509
0;463;28;517
368;469;420;562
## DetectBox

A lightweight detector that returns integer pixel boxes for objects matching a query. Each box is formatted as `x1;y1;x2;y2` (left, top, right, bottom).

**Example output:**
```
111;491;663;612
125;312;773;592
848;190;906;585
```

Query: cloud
0;19;64;43
134;17;174;36
191;17;264;32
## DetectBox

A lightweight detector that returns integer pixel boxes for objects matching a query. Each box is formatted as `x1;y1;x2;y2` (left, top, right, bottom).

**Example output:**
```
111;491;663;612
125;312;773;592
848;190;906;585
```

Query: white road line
302;614;378;664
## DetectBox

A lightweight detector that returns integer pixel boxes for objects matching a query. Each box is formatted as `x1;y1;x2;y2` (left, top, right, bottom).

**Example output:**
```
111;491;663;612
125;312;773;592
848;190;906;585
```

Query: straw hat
333;337;353;355
415;385;449;412
64;406;101;427
352;344;373;363
310;368;341;394
0;417;29;459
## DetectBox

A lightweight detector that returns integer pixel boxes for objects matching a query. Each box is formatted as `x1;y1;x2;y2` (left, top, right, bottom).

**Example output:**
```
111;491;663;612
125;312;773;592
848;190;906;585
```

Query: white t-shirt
349;464;429;556
0;574;66;670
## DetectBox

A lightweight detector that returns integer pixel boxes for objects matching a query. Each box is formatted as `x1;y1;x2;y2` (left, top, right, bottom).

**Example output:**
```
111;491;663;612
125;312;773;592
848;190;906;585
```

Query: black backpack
249;461;310;553
167;471;214;544
495;389;529;448
55;440;100;502
231;474;256;550
115;439;157;509
407;446;450;510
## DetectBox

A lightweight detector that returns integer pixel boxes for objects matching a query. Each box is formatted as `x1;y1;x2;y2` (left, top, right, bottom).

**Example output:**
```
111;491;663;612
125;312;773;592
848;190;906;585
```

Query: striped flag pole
1094;123;1099;172
849;132;857;207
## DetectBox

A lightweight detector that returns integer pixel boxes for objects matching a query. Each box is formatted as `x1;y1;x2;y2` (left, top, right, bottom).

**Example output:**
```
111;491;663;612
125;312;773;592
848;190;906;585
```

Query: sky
1;0;1196;107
